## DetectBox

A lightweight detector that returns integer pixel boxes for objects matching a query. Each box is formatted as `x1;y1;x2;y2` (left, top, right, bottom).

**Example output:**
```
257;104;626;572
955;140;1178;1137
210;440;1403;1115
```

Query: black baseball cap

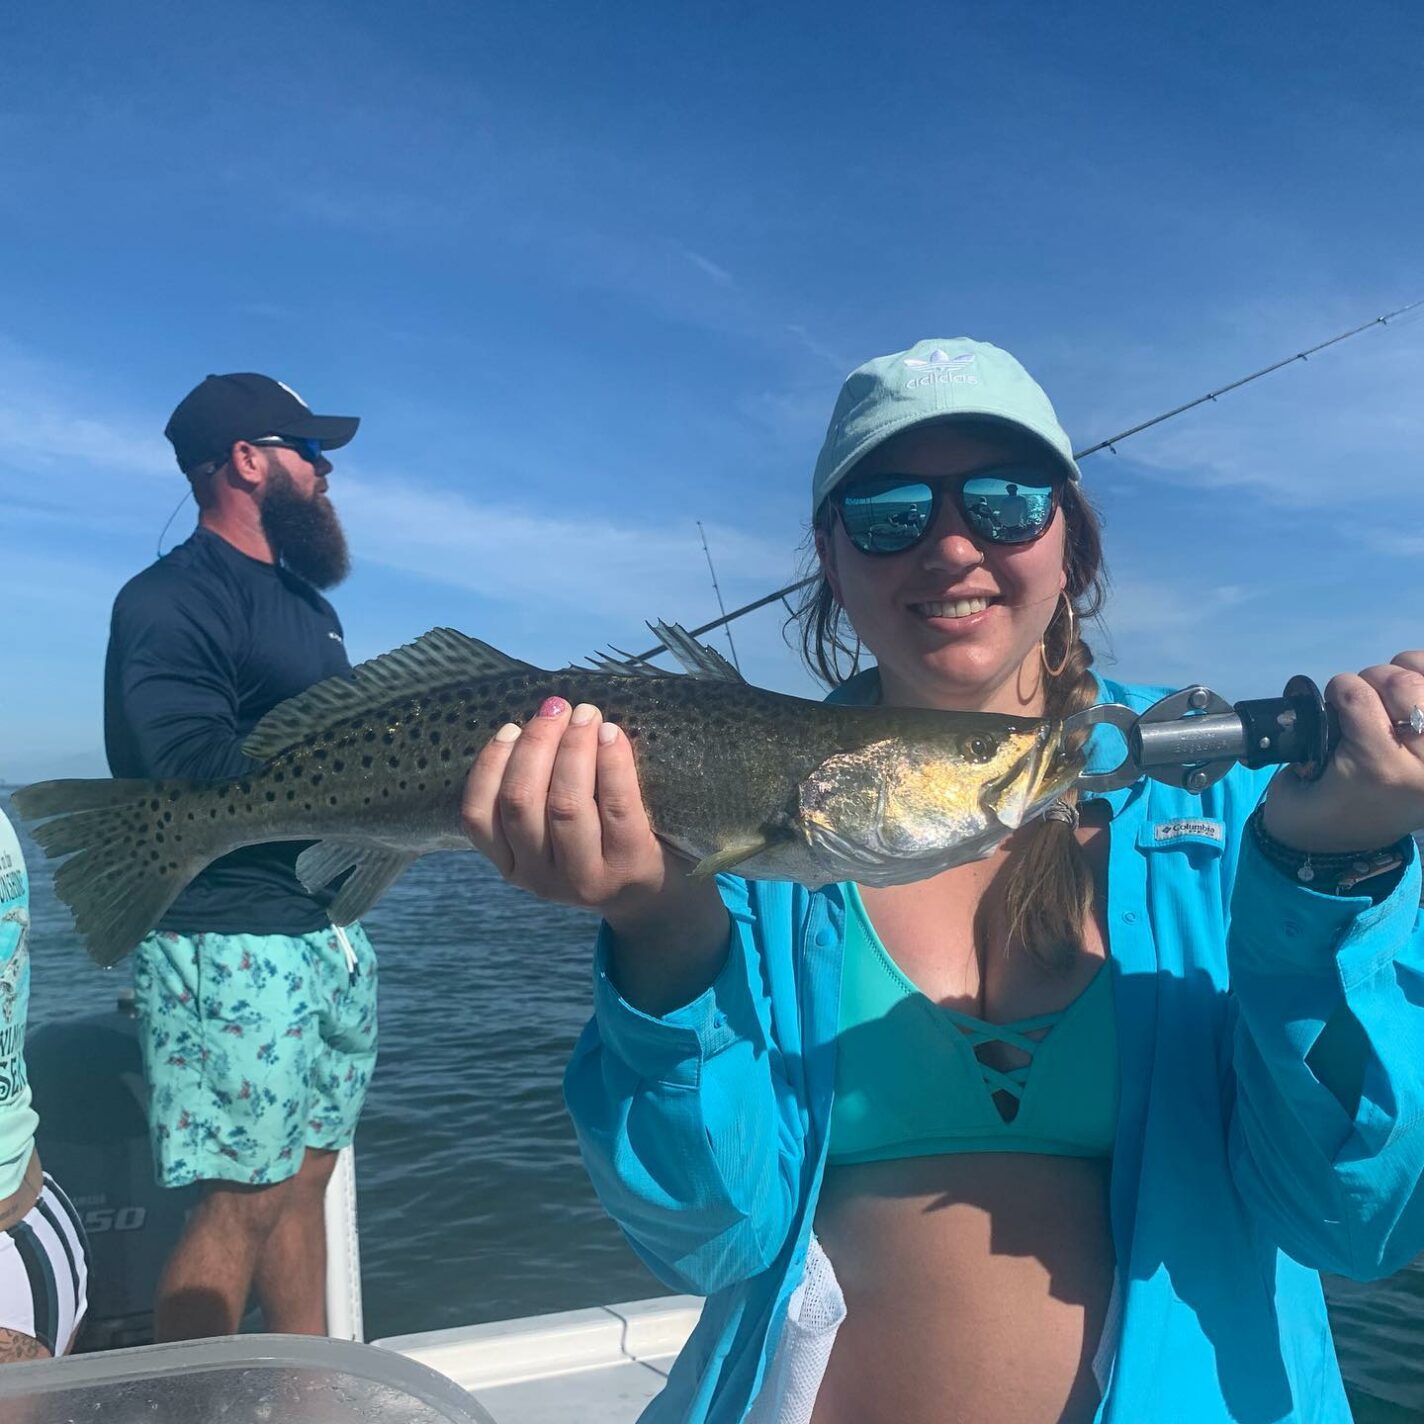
164;372;360;474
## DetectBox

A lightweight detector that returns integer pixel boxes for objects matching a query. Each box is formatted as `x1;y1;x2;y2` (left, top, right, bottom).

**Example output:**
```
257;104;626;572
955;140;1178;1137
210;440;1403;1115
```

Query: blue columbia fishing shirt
564;676;1424;1424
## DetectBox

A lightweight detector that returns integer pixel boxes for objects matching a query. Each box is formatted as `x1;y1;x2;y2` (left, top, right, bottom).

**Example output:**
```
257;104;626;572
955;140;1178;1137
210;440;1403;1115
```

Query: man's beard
260;468;351;589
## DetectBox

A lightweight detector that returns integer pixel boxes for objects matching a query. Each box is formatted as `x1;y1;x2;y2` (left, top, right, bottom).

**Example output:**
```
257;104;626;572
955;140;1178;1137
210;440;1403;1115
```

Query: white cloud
1059;299;1424;511
338;470;796;632
678;246;736;289
0;338;168;479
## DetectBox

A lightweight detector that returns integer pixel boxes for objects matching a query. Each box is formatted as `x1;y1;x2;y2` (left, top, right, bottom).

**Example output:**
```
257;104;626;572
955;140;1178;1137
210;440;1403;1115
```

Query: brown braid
790;477;1110;974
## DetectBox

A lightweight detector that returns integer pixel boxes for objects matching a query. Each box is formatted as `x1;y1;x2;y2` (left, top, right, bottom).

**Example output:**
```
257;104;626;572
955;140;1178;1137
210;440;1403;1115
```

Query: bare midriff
811;1152;1113;1424
810;812;1114;1424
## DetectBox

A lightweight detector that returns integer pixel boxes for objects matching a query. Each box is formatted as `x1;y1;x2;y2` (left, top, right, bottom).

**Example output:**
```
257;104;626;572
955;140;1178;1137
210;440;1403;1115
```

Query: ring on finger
1395;704;1424;738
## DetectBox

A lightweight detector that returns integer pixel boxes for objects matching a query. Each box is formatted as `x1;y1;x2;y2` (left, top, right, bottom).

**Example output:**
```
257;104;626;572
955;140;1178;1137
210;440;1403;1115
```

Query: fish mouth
979;721;1084;827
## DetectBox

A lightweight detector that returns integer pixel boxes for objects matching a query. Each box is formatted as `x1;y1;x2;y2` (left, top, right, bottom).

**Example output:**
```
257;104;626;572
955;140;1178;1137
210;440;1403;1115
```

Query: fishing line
627;296;1424;664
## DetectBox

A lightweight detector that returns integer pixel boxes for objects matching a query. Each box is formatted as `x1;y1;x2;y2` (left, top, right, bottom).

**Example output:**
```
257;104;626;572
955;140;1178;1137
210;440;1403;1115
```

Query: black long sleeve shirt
104;527;353;935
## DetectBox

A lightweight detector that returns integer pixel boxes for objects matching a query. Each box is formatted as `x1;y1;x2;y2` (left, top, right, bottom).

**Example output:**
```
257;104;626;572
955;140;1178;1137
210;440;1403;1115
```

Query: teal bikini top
827;884;1119;1164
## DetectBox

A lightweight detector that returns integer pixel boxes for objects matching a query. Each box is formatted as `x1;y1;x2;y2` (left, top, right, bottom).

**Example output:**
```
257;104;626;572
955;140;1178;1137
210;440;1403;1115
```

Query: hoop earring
1040;594;1075;679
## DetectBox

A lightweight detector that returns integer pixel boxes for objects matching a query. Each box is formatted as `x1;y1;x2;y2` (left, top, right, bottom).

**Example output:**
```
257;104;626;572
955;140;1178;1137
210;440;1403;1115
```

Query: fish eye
965;733;997;763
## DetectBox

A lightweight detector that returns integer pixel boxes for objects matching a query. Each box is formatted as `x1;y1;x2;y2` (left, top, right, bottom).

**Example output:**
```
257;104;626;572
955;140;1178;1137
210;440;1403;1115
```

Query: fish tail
13;777;222;967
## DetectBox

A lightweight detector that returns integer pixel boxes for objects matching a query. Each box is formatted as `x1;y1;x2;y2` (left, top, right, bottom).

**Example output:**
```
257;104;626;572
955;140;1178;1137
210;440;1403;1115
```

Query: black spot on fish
329;796;338;806
333;760;345;772
429;731;442;745
227;805;236;815
387;756;400;769
274;772;285;783
310;773;324;787
163;811;173;823
314;749;327;761
362;756;373;770
266;791;276;802
239;781;252;795
382;732;395;745
417;756;428;770
150;799;160;812
365;730;377;742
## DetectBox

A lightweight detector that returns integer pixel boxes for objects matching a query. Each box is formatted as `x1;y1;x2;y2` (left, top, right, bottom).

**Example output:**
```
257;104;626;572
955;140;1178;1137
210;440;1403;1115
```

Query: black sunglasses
833;464;1061;556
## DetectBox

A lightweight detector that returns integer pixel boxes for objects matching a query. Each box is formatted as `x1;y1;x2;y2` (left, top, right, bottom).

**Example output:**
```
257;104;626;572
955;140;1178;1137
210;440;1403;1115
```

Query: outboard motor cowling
27;991;200;1350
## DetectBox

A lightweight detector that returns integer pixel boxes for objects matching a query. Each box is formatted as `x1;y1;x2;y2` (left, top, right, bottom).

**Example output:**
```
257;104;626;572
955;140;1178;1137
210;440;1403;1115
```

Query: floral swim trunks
131;923;377;1188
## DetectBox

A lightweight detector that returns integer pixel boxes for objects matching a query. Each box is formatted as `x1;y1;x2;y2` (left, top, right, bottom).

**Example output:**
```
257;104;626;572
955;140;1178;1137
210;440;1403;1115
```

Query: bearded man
103;373;376;1341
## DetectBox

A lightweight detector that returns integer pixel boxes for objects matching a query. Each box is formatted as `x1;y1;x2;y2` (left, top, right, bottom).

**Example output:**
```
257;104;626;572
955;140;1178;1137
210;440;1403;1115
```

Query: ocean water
6;792;1421;1418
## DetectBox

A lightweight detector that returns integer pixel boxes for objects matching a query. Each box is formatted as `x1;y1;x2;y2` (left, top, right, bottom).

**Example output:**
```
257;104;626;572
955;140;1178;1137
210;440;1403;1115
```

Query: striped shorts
0;1175;88;1356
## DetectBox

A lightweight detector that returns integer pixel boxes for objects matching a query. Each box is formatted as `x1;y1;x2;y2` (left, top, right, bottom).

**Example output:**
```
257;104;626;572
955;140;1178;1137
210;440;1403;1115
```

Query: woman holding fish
463;338;1424;1424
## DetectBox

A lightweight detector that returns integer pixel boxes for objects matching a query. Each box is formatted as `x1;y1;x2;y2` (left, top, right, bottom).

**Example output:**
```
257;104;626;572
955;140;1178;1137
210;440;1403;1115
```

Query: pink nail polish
539;697;569;719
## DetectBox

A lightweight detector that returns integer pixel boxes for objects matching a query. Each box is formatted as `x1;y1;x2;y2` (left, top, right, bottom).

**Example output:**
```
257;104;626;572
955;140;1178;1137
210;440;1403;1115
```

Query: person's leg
268;923;377;1337
134;930;318;1339
153;1175;296;1340
250;1146;338;1334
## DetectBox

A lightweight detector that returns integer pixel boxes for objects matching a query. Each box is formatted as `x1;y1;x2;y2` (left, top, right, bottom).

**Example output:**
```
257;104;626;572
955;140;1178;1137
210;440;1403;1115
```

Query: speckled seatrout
14;624;1081;967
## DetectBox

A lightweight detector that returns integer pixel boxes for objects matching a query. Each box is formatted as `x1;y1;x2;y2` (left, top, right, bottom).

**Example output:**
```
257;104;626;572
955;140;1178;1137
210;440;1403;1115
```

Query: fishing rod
626;296;1424;665
696;520;741;673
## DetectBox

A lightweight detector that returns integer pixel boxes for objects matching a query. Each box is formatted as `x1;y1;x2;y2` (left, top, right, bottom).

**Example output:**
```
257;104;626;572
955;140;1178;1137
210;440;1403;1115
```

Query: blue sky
1;0;1421;781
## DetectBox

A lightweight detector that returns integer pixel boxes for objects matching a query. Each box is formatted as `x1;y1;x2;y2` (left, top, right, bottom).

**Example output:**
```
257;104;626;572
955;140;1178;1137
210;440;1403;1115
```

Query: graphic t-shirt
0;810;38;1197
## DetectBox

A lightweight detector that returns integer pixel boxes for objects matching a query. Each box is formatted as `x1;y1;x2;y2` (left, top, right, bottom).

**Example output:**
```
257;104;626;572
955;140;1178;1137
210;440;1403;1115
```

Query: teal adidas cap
810;337;1080;515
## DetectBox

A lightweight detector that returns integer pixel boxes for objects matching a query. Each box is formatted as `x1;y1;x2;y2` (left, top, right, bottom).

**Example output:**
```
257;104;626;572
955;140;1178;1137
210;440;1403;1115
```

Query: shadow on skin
157;1282;239;1341
615;908;1403;1421
809;960;1367;1422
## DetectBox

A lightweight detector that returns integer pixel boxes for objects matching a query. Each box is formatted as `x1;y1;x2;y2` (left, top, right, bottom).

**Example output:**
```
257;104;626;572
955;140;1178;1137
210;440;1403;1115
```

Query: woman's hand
462;696;672;916
1262;653;1424;853
461;696;729;1012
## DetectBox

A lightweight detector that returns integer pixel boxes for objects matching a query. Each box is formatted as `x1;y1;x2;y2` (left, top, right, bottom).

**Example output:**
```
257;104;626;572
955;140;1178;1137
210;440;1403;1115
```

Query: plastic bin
0;1332;496;1422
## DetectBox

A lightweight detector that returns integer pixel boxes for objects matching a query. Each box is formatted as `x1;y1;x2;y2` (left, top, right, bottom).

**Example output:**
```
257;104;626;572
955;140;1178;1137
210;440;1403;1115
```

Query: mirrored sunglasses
251;435;325;468
834;466;1059;556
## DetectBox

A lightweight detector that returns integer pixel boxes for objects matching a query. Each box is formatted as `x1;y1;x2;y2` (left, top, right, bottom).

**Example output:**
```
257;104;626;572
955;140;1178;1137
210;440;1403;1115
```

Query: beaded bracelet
1248;805;1408;894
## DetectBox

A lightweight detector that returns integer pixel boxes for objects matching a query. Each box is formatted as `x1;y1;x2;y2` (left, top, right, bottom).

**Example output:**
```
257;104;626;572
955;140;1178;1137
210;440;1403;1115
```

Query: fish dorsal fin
243;627;533;762
580;646;665;677
647;622;745;682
